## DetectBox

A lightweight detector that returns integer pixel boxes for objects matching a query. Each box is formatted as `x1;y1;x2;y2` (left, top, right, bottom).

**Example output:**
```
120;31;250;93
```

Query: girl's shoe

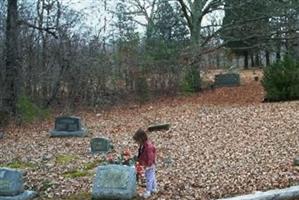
151;188;158;193
143;191;151;198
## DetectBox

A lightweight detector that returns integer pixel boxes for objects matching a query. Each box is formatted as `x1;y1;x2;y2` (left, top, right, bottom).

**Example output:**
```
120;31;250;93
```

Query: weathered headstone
49;116;87;137
90;138;113;154
217;185;299;200
92;165;136;200
214;73;240;88
0;168;37;200
148;123;170;132
294;156;299;166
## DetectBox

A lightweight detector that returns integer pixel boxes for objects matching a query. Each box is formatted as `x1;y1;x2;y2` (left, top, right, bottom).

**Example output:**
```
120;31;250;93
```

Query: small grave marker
294;156;299;166
90;138;113;154
92;165;136;200
0;168;37;200
49;116;87;137
214;73;240;88
148;123;170;132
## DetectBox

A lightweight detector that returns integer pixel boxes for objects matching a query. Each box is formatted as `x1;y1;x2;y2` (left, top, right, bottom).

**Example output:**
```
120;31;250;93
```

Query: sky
23;0;224;37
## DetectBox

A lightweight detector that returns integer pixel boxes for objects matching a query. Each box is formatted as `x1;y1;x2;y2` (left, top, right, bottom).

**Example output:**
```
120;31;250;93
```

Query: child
133;128;157;198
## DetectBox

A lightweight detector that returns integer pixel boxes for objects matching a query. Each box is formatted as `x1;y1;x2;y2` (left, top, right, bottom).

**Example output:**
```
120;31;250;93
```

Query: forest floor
1;69;299;200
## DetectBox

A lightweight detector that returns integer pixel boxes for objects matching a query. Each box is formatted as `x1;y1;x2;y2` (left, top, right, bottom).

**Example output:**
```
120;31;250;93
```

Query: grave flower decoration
104;149;136;166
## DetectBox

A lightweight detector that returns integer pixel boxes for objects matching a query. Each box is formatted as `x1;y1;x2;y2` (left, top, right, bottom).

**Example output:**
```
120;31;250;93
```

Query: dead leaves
0;79;299;199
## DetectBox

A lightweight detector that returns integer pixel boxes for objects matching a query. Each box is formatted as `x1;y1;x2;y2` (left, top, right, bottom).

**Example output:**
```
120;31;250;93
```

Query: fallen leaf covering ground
1;70;299;200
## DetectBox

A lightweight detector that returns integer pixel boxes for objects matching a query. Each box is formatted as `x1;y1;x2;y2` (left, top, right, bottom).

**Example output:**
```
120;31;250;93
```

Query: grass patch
55;154;78;165
63;169;90;179
83;159;102;170
0;160;35;169
40;179;54;191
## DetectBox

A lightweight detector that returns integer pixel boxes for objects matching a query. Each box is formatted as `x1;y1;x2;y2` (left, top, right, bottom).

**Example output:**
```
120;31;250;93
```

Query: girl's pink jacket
138;140;156;167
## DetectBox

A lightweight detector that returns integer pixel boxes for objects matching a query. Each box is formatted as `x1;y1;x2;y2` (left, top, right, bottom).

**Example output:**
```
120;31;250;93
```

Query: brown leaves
1;73;299;199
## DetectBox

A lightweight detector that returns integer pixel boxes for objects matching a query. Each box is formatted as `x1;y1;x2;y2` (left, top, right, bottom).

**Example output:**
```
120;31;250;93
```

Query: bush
135;76;150;103
181;65;201;93
16;95;49;123
262;56;299;101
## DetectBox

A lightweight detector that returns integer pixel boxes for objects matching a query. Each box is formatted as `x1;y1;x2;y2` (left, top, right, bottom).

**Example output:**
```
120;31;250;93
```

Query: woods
0;0;298;121
1;1;299;199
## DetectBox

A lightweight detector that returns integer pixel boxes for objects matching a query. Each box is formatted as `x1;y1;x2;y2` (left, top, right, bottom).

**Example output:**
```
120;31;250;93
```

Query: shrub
262;56;299;102
16;95;49;123
181;65;201;93
135;76;150;103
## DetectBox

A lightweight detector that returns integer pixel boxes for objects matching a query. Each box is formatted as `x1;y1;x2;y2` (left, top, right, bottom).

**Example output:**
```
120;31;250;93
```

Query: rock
0;132;3;140
92;165;136;200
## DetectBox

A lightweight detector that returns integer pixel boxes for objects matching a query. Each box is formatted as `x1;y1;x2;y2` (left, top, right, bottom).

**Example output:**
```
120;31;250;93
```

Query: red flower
123;149;131;156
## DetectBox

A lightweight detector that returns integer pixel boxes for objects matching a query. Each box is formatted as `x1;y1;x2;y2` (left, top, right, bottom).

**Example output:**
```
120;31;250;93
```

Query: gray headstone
90;138;112;154
49;116;87;137
214;73;240;88
148;123;170;132
0;190;37;200
92;165;136;200
0;168;37;200
0;168;24;196
294;157;299;166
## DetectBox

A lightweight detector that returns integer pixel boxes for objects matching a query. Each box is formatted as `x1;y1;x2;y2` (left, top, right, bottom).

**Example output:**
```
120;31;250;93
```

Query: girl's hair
133;128;148;143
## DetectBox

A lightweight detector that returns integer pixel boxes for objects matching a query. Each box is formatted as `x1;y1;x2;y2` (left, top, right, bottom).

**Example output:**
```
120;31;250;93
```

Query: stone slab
92;165;136;200
0;191;37;200
217;185;299;200
0;168;24;196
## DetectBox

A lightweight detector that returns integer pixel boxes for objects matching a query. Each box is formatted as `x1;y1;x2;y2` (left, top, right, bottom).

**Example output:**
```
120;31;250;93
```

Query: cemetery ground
1;69;299;200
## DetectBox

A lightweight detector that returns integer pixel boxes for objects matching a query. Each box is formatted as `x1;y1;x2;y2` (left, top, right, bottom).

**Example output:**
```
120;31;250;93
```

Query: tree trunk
3;0;19;115
244;51;249;69
250;53;254;67
255;52;260;67
265;50;270;66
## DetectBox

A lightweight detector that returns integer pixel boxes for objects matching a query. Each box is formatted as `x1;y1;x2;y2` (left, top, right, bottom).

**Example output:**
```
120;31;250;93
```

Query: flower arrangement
103;149;144;181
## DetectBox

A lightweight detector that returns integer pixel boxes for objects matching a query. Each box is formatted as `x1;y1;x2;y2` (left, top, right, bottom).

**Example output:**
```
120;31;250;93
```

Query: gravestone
294;156;299;166
0;168;37;200
92;165;136;200
214;73;240;88
148;123;170;132
49;116;87;137
90;138;113;154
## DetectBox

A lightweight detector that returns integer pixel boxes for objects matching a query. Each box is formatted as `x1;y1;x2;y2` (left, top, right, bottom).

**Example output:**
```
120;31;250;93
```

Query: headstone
92;165;136;200
0;168;37;200
148;123;170;132
294;156;299;166
90;138;113;154
217;185;299;200
49;116;87;137
214;73;240;88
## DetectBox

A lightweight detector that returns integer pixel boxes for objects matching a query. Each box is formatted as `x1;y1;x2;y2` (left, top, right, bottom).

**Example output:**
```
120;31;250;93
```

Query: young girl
133;128;157;198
